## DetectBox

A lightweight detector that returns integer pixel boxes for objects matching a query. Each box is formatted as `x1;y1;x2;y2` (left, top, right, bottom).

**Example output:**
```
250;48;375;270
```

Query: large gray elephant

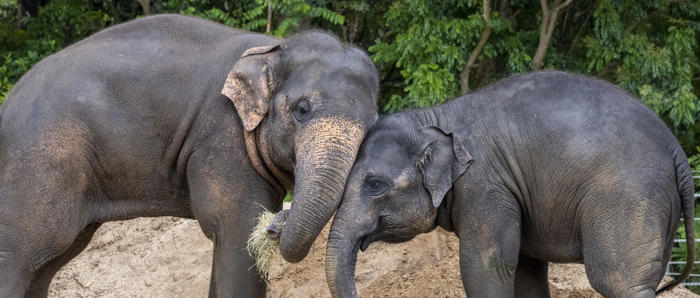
0;14;378;297
325;71;694;298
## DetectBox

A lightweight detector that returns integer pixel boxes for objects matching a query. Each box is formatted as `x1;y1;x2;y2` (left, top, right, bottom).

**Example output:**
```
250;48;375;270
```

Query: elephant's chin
359;235;373;252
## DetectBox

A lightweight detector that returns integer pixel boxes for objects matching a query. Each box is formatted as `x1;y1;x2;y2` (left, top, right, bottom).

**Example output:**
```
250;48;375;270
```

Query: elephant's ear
417;126;473;208
221;45;281;131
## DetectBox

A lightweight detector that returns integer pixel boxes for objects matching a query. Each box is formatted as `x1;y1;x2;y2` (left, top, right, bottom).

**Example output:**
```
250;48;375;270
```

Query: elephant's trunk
325;183;376;298
278;115;365;263
325;223;362;298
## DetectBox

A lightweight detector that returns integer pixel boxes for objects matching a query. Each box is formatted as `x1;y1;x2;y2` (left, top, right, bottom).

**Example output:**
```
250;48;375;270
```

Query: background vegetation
1;0;699;289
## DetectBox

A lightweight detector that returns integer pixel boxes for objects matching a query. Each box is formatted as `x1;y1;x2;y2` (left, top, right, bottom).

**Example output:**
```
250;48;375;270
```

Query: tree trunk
459;0;492;95
107;0;119;22
348;14;360;43
16;1;24;28
266;1;272;33
532;0;573;70
136;0;150;15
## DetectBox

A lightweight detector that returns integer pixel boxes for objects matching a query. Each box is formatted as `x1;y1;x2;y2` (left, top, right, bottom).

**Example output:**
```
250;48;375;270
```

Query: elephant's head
221;31;379;263
325;114;472;297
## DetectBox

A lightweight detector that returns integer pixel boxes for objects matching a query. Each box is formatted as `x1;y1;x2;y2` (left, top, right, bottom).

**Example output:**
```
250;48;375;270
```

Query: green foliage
27;0;110;47
0;28;59;103
0;81;8;104
175;0;344;37
584;0;699;147
0;0;16;20
0;22;30;52
689;152;700;181
370;0;514;111
177;4;267;31
0;39;57;97
0;0;108;102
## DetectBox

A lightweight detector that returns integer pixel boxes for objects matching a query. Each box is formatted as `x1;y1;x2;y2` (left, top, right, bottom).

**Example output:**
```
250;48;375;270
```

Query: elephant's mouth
359;234;374;252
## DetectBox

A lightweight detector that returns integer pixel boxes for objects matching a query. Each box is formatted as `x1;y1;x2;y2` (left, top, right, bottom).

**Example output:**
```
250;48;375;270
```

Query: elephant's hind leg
0;240;33;297
25;223;101;298
0;160;96;297
0;202;95;298
0;206;94;298
514;255;549;298
580;191;669;298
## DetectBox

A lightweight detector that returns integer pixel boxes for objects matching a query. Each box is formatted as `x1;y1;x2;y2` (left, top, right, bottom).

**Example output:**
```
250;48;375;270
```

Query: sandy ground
48;217;697;298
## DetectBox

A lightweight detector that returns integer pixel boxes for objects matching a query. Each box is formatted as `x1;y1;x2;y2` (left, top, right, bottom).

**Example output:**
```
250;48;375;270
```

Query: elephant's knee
192;208;246;243
478;246;518;283
0;252;33;297
193;214;220;241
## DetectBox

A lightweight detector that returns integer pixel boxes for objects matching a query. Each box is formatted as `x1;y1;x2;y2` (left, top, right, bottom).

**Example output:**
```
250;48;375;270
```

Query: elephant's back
443;72;680;182
457;71;677;155
6;14;276;107
478;71;679;181
1;14;276;140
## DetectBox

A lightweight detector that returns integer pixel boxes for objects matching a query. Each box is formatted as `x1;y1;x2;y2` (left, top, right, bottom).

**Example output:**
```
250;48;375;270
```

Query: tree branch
555;0;573;11
532;0;573;70
567;5;595;55
689;61;700;72
16;1;24;28
348;14;360;43
460;0;492;95
596;63;616;78
136;0;150;15
266;1;272;33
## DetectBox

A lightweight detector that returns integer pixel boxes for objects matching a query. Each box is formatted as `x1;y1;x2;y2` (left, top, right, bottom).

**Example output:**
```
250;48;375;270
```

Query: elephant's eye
293;98;312;122
363;175;390;197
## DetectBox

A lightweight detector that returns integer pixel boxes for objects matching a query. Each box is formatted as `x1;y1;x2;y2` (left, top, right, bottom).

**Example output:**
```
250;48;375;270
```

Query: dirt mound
49;217;696;297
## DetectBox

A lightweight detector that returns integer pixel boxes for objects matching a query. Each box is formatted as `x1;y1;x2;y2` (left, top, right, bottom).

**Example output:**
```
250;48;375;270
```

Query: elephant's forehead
289;47;372;73
287;60;371;91
360;136;412;177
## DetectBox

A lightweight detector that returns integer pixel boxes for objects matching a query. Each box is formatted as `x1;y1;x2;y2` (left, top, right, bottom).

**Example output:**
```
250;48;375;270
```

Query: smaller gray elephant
325;71;695;298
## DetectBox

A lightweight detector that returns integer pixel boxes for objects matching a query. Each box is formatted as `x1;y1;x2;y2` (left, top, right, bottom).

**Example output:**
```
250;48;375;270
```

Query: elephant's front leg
208;228;264;298
458;195;522;298
187;150;280;298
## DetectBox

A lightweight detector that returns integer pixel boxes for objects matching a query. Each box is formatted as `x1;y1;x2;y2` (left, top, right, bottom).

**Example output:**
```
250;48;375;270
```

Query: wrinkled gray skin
0;14;378;298
326;71;695;298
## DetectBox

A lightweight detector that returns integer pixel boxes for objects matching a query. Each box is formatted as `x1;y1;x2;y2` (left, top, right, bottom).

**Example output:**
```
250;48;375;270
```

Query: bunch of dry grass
246;210;280;281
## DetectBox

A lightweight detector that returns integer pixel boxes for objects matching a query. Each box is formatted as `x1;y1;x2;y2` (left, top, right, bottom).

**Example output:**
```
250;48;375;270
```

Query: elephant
0;14;379;297
325;71;695;298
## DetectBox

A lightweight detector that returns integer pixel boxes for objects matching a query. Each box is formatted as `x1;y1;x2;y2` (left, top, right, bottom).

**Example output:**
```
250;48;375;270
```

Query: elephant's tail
657;150;695;294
